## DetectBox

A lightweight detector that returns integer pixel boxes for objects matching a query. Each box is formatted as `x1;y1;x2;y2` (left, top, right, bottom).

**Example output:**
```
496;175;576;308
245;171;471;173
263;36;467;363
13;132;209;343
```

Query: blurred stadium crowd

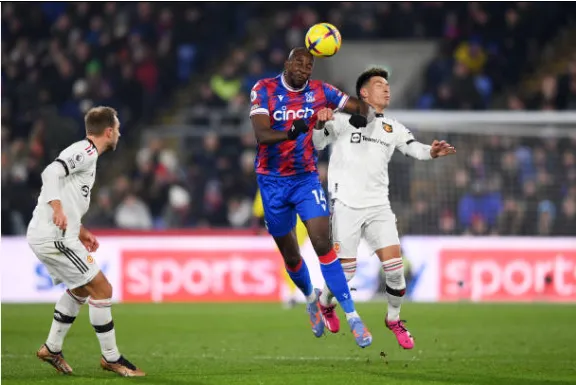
2;2;576;236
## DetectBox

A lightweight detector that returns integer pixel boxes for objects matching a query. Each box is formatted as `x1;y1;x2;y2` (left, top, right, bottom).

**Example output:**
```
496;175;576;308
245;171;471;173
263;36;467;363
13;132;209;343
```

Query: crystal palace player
250;47;372;348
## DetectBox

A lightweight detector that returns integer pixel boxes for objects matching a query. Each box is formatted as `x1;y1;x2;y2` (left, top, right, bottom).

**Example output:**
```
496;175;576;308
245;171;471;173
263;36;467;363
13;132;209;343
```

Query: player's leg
364;209;414;349
319;200;363;333
294;177;371;348
29;242;87;374
282;269;298;309
71;269;145;377
285;217;310;308
258;174;324;336
272;230;324;337
272;229;314;303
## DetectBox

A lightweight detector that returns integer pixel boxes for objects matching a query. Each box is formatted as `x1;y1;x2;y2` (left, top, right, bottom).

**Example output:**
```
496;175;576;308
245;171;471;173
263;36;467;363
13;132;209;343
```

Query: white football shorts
28;238;100;289
330;199;400;258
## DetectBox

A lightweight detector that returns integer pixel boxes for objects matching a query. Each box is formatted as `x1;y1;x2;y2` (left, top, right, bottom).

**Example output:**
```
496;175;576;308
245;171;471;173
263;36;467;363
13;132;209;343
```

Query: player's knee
91;281;113;300
310;235;331;256
85;273;113;299
283;254;302;269
102;282;113;299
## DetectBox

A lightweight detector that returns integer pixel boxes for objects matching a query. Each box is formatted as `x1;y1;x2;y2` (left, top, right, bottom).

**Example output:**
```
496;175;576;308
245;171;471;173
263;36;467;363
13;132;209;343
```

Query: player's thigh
74;270;112;299
291;174;329;223
291;174;331;253
257;175;297;237
29;240;100;290
331;200;363;259
363;207;401;261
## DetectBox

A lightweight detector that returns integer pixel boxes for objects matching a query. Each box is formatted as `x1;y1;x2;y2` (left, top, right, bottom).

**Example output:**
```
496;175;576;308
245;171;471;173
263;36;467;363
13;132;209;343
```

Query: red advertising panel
121;250;283;302
440;249;576;302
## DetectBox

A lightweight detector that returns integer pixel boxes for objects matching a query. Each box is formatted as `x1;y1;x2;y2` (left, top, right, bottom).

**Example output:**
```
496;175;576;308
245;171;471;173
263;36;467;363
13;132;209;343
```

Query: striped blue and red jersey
249;74;349;177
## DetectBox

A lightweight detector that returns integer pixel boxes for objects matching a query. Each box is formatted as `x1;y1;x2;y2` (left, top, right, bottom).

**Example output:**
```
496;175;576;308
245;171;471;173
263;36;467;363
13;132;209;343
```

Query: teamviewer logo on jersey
273;106;314;121
350;132;361;143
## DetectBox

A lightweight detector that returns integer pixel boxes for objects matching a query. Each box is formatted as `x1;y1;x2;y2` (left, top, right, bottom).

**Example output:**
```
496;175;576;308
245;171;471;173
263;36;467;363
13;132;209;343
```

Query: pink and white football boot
385;316;414;349
319;301;340;333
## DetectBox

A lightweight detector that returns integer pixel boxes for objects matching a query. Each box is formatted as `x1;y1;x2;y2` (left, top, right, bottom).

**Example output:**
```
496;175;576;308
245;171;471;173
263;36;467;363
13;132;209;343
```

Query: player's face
108;118;121;151
364;76;390;109
285;53;314;88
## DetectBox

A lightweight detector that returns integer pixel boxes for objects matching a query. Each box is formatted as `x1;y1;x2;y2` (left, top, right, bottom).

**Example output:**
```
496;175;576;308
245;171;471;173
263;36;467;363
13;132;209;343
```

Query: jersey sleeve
249;81;270;117
326;113;349;136
313;113;347;150
395;122;416;147
323;83;349;111
394;122;433;160
56;141;97;176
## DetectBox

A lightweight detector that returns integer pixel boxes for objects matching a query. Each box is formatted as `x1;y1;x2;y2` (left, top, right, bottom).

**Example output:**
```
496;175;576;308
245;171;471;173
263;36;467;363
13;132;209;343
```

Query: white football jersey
27;139;98;243
317;113;429;209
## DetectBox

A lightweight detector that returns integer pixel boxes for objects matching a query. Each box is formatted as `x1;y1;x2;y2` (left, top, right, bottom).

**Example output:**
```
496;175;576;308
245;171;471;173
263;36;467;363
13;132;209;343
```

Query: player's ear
360;87;369;100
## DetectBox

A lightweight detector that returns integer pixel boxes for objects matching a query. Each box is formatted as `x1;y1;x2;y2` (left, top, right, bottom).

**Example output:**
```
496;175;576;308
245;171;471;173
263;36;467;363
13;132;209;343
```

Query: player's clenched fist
315;108;334;130
287;119;309;140
430;140;456;158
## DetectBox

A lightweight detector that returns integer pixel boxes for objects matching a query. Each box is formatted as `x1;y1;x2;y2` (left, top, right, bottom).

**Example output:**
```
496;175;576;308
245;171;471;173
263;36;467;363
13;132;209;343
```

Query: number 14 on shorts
311;189;327;211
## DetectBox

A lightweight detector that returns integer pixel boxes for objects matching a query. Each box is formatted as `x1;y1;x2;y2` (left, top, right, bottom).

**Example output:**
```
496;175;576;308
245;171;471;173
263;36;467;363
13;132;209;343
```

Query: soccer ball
305;23;342;58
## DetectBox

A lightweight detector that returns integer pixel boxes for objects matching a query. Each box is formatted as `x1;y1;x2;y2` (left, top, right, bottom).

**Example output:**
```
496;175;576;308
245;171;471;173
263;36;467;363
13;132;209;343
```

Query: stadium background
2;3;576;384
2;1;576;305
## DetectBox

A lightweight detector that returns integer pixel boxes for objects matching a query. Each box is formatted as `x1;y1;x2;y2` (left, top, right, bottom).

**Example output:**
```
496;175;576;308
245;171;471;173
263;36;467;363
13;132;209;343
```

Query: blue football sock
319;250;356;314
286;259;313;298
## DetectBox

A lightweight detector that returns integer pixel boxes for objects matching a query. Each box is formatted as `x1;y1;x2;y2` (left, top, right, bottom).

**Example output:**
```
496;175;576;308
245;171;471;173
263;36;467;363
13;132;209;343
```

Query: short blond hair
84;106;118;136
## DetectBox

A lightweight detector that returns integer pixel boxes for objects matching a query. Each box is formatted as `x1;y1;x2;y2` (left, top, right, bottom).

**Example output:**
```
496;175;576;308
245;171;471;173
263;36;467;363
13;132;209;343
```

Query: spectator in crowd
115;193;153;230
497;196;524;235
554;198;576;236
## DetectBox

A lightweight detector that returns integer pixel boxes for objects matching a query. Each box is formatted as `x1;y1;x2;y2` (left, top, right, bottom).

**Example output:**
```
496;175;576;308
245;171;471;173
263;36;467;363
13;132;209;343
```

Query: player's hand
79;228;99;253
287;119;309;140
52;209;68;232
348;114;367;129
430;140;456;158
315;108;334;130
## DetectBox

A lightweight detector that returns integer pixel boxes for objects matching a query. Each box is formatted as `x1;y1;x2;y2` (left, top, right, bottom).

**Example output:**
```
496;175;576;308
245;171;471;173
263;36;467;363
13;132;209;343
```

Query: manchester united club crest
383;123;393;133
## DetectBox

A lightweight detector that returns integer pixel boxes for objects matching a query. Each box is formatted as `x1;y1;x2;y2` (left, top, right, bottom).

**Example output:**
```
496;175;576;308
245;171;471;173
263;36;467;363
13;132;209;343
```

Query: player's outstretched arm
397;138;456;160
395;123;455;161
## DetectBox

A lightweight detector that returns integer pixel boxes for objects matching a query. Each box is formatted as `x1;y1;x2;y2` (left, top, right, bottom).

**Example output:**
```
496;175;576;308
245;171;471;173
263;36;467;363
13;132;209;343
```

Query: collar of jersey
280;73;308;92
86;138;99;154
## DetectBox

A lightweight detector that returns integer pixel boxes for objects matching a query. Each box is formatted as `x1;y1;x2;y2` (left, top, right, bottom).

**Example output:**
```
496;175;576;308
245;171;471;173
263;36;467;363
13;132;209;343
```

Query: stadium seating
2;2;575;236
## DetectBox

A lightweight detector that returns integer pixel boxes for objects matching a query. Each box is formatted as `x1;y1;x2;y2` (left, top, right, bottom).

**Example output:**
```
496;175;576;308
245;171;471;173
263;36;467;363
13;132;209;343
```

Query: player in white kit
27;106;145;377
312;68;456;349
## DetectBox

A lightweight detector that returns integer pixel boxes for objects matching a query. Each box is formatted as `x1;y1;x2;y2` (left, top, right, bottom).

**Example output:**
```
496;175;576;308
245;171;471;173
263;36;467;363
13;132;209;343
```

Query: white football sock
89;298;120;362
382;258;406;322
46;290;87;352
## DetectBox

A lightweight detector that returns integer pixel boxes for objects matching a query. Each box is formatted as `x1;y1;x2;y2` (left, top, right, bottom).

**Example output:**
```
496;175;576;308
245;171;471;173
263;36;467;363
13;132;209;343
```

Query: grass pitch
2;302;576;385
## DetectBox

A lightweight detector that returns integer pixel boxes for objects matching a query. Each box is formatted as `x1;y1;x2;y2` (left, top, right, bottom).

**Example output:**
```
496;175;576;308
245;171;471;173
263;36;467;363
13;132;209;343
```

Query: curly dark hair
355;67;390;100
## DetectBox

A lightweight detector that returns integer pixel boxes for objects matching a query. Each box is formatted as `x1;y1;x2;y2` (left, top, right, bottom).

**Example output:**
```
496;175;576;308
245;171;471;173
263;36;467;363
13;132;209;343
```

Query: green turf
2;302;576;385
